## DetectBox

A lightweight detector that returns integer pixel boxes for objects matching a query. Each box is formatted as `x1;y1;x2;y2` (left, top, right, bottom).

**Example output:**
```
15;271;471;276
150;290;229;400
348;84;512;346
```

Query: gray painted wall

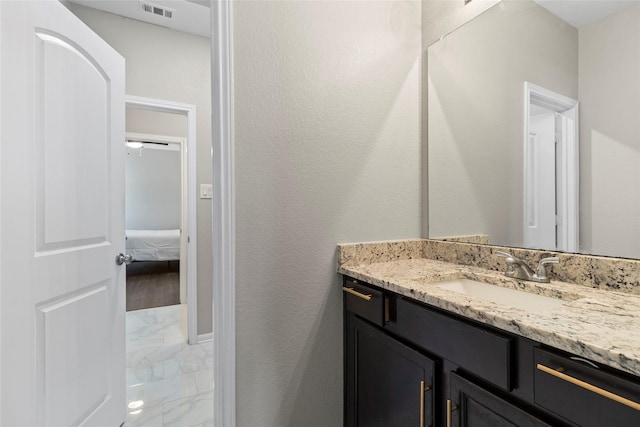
68;3;213;335
233;1;422;425
125;146;181;230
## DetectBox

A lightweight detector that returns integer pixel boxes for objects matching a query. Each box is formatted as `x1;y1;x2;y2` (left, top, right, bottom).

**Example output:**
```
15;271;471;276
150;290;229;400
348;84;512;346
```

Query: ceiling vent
140;1;175;19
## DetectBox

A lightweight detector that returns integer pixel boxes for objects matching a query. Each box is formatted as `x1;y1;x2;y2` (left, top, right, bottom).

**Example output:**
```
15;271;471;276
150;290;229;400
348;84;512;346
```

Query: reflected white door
523;82;578;253
526;112;557;250
1;1;126;426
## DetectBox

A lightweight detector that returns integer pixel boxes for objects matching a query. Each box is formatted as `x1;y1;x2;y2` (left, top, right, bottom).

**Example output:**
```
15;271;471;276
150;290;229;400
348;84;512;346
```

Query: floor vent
140;1;175;19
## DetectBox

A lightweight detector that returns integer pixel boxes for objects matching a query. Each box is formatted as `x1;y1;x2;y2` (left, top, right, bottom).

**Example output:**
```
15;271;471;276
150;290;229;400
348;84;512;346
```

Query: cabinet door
448;372;551;427
345;313;436;427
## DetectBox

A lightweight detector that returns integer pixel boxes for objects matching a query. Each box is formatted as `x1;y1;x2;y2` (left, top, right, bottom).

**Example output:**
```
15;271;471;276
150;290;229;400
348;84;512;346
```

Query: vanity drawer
389;297;514;391
343;277;387;327
534;348;640;426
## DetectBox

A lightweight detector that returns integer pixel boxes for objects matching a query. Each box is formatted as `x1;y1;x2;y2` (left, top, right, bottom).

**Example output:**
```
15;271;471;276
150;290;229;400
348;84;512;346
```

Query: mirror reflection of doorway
523;82;579;252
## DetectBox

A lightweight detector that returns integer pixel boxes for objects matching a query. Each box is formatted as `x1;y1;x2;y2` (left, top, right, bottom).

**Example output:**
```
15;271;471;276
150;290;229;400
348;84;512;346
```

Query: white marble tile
194;369;213;393
126;304;213;426
125;403;164;427
129;304;182;326
163;347;212;378
163;325;188;346
127;359;165;386
127;344;165;369
127;371;198;409
127;335;166;353
163;392;214;427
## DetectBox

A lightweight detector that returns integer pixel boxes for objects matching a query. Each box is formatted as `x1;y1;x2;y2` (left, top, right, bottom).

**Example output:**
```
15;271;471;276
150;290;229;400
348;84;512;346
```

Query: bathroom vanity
339;240;640;426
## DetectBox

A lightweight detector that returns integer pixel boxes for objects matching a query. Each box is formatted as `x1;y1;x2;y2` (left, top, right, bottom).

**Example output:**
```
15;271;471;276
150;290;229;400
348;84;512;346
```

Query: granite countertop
339;257;640;377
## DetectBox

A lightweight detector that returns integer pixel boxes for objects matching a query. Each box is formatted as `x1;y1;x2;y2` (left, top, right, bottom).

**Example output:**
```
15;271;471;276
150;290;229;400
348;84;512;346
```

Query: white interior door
523;82;579;253
525;111;557;250
0;1;126;426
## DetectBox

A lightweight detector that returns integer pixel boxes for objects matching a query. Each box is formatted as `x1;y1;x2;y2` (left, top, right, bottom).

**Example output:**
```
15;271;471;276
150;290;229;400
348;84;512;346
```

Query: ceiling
68;0;211;38
533;0;640;28
69;0;640;42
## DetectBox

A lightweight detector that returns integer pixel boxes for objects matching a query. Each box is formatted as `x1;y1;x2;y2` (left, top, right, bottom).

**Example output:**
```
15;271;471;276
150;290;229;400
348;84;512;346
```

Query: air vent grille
140;1;175;19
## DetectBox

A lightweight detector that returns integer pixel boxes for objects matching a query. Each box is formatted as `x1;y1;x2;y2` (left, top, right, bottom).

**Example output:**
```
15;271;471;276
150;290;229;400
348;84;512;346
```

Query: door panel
449;372;551;427
346;313;436;427
1;1;126;426
38;285;109;426
36;31;110;250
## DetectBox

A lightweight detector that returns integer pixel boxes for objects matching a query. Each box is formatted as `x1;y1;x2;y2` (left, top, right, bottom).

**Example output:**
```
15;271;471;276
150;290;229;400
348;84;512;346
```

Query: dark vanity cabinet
345;313;436;426
343;276;640;427
344;277;437;426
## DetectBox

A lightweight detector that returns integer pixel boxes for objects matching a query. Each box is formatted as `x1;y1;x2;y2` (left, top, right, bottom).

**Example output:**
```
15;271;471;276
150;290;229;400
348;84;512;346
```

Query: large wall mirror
428;0;640;259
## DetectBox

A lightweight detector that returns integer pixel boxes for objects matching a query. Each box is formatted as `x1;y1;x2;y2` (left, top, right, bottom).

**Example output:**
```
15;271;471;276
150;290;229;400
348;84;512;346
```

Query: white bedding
126;229;181;261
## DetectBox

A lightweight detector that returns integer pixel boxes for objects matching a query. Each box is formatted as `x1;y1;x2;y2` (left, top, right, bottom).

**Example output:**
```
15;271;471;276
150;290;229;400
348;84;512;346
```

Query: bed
126;229;181;261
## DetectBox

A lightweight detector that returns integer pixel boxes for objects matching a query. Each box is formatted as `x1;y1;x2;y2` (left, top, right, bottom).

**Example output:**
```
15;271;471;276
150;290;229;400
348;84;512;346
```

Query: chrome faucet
496;251;559;283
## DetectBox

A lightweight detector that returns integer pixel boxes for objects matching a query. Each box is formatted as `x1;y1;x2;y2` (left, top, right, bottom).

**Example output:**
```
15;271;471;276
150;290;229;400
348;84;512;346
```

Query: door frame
523;81;579;252
211;0;236;425
125;95;199;345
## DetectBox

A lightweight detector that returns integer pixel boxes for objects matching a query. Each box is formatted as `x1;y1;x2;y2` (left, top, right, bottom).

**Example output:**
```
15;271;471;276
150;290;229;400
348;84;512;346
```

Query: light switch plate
200;184;213;199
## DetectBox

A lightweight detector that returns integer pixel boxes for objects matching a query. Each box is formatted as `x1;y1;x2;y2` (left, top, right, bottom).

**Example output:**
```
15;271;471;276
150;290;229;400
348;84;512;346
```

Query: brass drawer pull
342;286;372;301
537;363;640;411
446;399;458;427
420;380;425;427
419;380;432;427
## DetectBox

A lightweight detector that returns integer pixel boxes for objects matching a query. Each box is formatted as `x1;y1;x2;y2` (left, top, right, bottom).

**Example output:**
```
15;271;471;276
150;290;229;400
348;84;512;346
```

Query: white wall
67;3;213;334
125;146;181;230
233;1;422;425
426;0;578;246
578;4;640;258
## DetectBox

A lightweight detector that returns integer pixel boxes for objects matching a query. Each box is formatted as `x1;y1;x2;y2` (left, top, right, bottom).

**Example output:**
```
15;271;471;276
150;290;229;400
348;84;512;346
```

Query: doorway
125;131;185;312
125;96;198;344
523;82;579;252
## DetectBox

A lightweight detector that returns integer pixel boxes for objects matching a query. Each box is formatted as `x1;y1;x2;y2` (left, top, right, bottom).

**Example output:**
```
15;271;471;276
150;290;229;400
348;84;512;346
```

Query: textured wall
67;3;213;334
233;1;422;425
578;4;640;258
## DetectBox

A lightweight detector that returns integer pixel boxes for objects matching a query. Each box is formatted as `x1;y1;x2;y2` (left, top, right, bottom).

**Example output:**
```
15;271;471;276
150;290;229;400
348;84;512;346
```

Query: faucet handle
496;250;515;260
534;256;559;282
495;251;518;275
495;251;523;265
539;256;559;265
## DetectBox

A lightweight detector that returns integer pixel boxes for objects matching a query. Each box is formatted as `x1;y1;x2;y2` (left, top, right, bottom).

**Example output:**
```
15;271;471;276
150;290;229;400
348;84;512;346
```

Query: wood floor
126;261;180;311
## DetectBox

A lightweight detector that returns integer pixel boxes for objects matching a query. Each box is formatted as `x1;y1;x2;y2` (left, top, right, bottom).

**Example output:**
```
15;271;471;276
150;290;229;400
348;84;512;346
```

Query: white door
0;1;126;426
525;111;557;250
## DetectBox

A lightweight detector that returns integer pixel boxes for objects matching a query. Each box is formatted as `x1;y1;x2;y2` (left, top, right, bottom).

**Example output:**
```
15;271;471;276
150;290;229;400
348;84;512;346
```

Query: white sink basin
436;278;566;312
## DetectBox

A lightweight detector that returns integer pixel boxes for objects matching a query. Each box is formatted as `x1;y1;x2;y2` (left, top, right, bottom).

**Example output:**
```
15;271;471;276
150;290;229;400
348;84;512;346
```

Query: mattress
126;229;180;261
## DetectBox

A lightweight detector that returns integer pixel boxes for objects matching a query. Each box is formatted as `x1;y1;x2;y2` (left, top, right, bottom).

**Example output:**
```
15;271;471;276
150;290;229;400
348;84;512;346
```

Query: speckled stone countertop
337;240;640;377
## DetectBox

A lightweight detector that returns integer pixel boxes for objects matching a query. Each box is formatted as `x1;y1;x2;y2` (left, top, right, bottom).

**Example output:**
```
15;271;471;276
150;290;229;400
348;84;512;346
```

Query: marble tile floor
124;304;213;427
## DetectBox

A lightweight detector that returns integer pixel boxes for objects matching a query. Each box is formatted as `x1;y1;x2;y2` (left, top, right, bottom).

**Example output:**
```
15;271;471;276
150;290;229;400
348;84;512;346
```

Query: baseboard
197;332;213;343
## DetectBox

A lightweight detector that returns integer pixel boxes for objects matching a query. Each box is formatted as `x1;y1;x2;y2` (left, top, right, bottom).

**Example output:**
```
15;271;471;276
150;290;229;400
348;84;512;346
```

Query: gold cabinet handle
342;286;372;301
419;380;432;427
446;399;458;427
420;380;425;427
537;364;640;411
